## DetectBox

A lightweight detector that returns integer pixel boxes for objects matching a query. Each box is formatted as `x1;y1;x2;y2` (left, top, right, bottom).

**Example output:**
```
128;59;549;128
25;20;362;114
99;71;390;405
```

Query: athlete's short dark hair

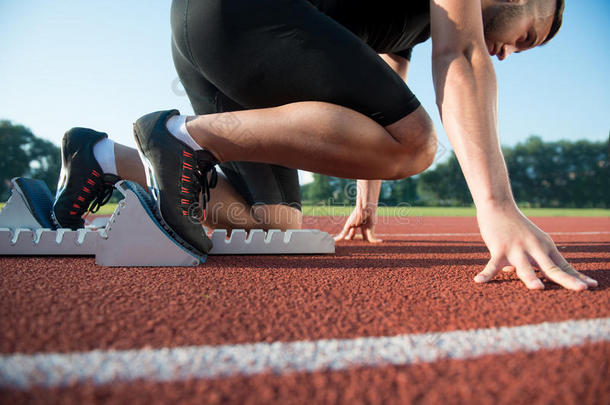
542;0;564;44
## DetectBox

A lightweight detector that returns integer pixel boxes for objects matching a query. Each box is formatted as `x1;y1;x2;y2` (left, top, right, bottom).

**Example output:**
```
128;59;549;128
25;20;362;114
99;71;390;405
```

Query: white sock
166;115;202;151
92;138;117;175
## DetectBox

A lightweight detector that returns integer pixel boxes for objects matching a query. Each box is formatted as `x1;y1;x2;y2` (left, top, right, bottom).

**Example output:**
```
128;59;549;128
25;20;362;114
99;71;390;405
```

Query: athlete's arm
429;0;597;290
334;53;410;243
430;0;509;207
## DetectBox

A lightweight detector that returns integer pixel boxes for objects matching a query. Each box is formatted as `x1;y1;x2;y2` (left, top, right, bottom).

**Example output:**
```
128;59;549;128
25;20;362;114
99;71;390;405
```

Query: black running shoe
52;128;121;229
133;109;218;255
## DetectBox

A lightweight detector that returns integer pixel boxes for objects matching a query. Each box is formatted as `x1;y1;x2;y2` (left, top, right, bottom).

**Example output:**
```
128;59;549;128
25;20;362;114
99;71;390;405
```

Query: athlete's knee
384;106;437;179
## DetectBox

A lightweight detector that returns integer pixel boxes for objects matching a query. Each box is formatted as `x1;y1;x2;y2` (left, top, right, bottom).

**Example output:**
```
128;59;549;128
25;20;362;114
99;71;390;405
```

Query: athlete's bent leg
114;142;300;231
203;176;302;231
250;204;303;231
114;143;147;187
383;106;438;177
172;0;437;181
185;102;436;181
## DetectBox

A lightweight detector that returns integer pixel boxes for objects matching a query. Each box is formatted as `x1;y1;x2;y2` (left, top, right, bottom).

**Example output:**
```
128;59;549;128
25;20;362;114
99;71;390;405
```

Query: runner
54;0;598;290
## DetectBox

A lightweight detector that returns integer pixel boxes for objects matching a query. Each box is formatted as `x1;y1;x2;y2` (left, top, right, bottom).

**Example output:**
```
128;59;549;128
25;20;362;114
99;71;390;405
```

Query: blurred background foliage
303;135;609;208
0;120;60;200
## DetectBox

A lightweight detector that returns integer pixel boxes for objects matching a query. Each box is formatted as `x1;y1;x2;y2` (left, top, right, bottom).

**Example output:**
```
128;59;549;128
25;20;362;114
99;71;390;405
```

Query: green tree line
0;120;61;200
303;135;609;208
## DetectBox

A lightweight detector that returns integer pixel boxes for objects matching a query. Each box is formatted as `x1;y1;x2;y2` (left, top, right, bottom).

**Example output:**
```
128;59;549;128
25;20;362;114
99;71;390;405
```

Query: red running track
1;216;608;404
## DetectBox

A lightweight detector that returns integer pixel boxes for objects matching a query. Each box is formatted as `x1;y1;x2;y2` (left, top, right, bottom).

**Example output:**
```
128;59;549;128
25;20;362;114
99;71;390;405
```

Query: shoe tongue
195;149;219;169
101;173;121;185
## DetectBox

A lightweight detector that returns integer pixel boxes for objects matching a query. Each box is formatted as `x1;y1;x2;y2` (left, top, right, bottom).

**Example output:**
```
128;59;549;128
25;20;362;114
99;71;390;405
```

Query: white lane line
374;231;610;237
1;318;608;389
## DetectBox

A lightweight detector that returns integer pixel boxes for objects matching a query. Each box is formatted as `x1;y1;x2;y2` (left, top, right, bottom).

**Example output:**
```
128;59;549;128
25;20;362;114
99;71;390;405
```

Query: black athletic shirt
307;0;431;60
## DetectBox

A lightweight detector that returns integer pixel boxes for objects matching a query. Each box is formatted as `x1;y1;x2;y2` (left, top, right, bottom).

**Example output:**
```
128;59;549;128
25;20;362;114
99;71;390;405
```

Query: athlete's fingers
363;228;383;243
511;252;544;290
549;249;598;288
474;256;503;283
502;265;516;273
550;248;598;287
345;227;356;240
333;224;350;241
362;227;371;242
531;249;587;291
335;214;360;241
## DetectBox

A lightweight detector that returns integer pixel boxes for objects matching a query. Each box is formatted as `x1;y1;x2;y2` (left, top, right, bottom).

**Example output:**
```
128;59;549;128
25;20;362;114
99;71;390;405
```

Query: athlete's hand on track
475;204;598;290
334;205;382;243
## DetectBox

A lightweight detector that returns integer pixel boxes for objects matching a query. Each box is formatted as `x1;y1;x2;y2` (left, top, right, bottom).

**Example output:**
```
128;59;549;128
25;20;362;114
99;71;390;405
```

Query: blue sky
1;1;608;184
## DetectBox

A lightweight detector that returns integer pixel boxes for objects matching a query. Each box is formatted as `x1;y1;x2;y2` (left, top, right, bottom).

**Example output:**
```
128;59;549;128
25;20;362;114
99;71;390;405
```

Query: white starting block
0;178;334;267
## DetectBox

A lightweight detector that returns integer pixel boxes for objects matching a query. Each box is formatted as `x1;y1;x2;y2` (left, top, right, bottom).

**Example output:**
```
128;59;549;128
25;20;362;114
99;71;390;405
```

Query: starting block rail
0;178;334;266
0;228;98;256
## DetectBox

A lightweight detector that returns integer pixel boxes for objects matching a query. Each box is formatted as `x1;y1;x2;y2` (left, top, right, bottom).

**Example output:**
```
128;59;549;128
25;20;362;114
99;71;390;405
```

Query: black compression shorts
170;0;422;209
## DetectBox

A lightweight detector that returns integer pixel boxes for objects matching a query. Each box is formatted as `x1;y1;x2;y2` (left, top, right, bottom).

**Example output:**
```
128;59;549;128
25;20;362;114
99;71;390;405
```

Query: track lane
1;217;607;354
2;342;608;405
2;318;608;389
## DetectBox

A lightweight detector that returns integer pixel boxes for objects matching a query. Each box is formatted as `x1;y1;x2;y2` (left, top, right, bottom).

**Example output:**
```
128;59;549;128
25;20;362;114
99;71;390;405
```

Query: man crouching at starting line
51;0;597;291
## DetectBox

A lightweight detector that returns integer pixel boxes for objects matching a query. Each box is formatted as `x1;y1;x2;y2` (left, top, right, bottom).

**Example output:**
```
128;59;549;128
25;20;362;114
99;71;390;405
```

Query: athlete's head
481;0;564;60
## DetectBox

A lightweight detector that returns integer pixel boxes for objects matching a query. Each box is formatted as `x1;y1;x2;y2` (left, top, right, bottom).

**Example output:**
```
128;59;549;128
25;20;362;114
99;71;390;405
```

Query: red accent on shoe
86;178;95;186
82;187;91;193
77;196;85;202
92;170;101;177
69;211;77;215
73;203;80;209
183;150;193;158
202;209;206;221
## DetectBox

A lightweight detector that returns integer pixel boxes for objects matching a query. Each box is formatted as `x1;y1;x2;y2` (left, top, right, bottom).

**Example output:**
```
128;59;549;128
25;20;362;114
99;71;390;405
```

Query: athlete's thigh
171;0;420;127
173;42;302;214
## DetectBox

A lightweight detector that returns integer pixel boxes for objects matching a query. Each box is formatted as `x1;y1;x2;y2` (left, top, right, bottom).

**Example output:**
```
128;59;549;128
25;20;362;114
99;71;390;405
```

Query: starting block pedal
0;178;99;256
96;181;205;266
0;177;56;231
0;177;334;266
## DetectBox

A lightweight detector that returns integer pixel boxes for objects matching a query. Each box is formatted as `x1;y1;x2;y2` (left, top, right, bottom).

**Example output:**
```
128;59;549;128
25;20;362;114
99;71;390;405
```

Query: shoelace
194;164;218;221
89;179;115;213
181;150;218;221
68;172;116;217
196;151;219;213
202;168;218;208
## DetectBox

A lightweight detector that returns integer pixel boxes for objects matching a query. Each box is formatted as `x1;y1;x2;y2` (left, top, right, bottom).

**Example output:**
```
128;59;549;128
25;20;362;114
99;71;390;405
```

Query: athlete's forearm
429;0;515;210
432;49;515;210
